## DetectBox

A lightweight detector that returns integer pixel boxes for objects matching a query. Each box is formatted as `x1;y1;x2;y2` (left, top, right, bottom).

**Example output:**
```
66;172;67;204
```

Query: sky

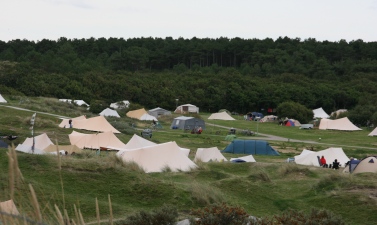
1;0;377;43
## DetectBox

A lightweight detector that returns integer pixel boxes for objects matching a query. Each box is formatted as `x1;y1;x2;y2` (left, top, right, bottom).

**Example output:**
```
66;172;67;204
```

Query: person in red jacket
320;156;327;168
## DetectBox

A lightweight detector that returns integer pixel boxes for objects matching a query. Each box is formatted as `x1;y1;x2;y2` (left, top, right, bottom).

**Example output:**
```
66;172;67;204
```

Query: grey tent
148;107;171;118
171;116;206;130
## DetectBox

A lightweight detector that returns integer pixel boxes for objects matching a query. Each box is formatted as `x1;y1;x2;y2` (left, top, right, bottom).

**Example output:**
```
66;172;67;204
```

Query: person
345;157;354;167
320;155;327;168
68;119;72;128
332;159;340;170
152;120;157;125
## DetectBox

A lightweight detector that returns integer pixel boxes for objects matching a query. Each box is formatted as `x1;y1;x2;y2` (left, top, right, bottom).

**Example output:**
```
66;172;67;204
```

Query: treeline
0;37;377;124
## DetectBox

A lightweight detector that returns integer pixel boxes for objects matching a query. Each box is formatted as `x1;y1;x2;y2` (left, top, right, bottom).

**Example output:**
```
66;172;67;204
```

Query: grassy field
1;96;377;224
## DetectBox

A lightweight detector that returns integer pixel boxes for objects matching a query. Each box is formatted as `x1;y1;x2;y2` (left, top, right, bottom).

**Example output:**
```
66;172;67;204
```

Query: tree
276;101;313;123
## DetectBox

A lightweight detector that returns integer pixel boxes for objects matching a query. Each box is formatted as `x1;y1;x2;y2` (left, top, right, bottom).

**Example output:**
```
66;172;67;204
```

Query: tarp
368;127;377;136
99;108;120;118
0;199;19;215
319;117;361;131
294;147;349;167
116;141;197;173
313;107;330;118
0;94;7;103
174;104;199;114
73;116;120;133
110;100;130;109
194;147;227;162
230;155;256;163
352;156;377;174
59;115;86;128
69;131;126;149
222;140;280;155
126;108;158;121
208;112;235;120
44;144;82;154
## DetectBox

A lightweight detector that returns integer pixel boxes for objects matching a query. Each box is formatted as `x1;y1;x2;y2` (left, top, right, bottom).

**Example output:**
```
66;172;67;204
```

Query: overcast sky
1;0;377;43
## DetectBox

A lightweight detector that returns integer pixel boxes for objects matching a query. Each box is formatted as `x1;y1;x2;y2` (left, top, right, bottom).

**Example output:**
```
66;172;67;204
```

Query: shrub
190;203;250;225
124;205;178;225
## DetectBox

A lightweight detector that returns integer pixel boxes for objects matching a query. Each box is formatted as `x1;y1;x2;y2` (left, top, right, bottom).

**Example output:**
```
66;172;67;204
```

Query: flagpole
30;112;36;153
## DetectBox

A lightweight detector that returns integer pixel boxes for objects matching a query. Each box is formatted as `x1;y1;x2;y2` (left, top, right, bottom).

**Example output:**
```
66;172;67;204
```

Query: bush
124;205;178;225
190;203;250;225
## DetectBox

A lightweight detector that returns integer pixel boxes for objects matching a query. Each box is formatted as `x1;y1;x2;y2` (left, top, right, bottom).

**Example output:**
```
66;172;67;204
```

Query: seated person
332;159;340;170
320;156;328;168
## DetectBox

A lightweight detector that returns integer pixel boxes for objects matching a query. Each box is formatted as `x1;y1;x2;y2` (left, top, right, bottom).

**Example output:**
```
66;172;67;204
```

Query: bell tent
99;108;120;118
194;147;227;162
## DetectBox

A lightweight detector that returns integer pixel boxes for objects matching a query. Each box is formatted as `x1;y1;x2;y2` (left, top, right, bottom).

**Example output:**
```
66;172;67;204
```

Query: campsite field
1;96;377;224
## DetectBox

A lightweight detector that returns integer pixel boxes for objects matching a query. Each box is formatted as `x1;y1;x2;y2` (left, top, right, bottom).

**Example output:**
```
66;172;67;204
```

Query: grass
1;96;377;224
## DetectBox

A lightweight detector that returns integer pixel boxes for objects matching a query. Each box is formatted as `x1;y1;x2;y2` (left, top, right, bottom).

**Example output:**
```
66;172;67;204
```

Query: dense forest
0;36;377;124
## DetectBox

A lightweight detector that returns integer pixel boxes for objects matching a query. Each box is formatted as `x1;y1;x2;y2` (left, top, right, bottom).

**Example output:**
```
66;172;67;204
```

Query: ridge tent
110;100;130;109
44;144;83;154
0;199;19;216
99;108;120;118
313;107;330;118
230;155;256;163
174;104;199;114
73;116;120;133
69;131;126;150
352;156;377;174
208;111;235;120
368;127;377;136
59;115;86;128
294;147;349;167
194;147;227;162
318;117;361;131
126;108;158;121
116;141;197;173
222;140;280;155
0;94;7;103
148;107;171;118
171;116;205;130
15;133;54;153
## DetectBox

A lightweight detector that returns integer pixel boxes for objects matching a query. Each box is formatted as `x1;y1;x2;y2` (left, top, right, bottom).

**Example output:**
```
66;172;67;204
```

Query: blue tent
222;140;280;155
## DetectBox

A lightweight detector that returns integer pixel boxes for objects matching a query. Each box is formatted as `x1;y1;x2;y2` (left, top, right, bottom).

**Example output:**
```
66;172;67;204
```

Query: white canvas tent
0;94;7;103
110;134;190;156
99;108;120;118
174;104;199;114
194;147;227;162
73;116;121;133
44;144;83;154
15;133;54;154
116;141;197;173
69;131;126;150
126;108;158;121
59;115;86;128
313;107;330;118
294;147;349;167
110;100;130;109
368;127;377;136
318;117;361;131
208;111;235;120
230;155;256;163
0;199;19;215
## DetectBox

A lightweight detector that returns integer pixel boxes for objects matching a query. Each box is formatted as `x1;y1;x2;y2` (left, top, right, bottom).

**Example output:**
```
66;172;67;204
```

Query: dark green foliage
190;203;250;225
124;205;178;225
276;101;313;123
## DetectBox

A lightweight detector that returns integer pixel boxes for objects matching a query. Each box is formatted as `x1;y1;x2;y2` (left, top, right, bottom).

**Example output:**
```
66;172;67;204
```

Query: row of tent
293;148;377;174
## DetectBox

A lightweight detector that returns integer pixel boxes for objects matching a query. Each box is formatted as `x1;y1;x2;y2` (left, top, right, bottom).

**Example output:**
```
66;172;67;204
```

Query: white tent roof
208;112;235;120
17;133;54;151
313;107;330;118
73;116;121;133
0;199;19;215
126;108;158;121
319;117;361;131
116;141;197;173
140;113;158;121
15;144;45;154
73;100;89;106
69;131;126;149
59;115;86;128
194;147;227;162
230;155;256;163
0;94;7;103
368;127;377;136
110;100;130;109
99;108;120;118
294;147;349;167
